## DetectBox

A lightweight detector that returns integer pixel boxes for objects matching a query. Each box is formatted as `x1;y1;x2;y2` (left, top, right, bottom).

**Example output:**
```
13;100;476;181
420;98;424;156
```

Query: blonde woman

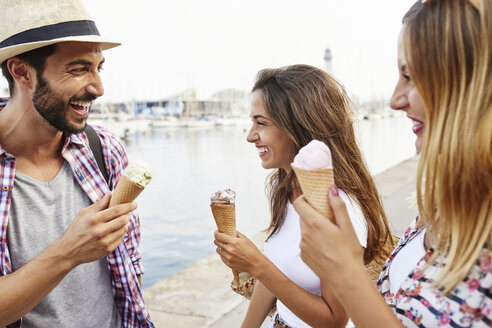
294;0;492;327
214;64;393;327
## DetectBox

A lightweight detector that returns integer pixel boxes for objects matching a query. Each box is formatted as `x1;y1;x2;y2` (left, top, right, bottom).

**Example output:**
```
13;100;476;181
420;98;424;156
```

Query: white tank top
264;190;367;328
388;228;427;294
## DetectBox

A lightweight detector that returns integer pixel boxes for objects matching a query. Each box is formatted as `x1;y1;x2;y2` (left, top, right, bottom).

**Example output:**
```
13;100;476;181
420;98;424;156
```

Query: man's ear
7;57;37;92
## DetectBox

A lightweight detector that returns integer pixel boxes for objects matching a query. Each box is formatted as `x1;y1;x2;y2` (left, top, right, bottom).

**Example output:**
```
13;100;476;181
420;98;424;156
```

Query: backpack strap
84;124;110;185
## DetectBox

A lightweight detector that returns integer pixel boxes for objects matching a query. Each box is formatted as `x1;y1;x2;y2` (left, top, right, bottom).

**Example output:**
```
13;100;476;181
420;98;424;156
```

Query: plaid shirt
0;98;154;328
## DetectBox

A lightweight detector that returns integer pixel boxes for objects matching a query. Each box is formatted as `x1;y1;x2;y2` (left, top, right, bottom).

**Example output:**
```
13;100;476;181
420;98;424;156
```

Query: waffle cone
210;203;239;284
109;176;144;207
291;164;334;222
210;203;237;236
230;272;276;317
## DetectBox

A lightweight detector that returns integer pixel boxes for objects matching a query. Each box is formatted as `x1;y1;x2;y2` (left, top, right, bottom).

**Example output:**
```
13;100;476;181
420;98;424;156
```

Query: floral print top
377;219;492;327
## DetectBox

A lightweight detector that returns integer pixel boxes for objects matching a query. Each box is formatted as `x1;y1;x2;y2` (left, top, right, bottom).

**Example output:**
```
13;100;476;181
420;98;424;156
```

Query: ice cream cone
109;176;144;207
291;165;334;222
210;203;240;284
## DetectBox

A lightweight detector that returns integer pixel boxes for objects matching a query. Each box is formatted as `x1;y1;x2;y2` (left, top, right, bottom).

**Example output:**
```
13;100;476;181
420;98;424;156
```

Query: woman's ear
7;57;37;93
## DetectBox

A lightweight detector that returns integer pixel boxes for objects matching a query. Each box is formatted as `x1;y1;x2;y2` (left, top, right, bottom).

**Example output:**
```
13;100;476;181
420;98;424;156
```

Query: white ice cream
210;188;236;205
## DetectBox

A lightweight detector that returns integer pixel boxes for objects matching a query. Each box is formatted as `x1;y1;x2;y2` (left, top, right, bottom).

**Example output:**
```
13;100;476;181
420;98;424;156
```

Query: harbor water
121;115;417;289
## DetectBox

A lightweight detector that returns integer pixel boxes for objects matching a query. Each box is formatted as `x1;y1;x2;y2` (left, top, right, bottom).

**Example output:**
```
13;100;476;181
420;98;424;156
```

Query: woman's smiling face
246;90;296;171
390;29;426;152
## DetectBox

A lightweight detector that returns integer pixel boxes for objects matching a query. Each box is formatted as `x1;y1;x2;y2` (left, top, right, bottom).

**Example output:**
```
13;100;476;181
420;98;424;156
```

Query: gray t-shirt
7;161;121;327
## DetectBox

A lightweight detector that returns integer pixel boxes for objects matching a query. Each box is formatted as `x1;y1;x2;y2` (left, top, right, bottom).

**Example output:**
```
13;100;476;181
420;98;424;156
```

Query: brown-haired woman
214;64;392;328
294;0;492;327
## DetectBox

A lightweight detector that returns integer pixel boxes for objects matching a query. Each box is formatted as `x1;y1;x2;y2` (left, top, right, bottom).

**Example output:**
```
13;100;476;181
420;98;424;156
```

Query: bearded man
0;1;154;327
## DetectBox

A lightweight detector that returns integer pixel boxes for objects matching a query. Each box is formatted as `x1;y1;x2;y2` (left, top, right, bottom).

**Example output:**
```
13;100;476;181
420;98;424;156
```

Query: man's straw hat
0;0;121;64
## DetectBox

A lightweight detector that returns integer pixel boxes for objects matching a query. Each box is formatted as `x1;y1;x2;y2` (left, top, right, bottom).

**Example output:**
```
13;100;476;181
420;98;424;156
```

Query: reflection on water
123;116;416;288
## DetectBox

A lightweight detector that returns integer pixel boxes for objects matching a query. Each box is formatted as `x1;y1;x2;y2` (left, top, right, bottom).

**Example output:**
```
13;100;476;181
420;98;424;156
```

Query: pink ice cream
292;140;332;169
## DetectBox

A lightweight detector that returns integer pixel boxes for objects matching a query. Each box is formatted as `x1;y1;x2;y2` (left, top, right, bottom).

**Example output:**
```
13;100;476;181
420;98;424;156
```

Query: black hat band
0;20;100;49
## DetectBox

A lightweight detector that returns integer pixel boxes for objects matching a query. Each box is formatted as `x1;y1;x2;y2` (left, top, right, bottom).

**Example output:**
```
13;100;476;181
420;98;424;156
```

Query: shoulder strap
84;124;110;184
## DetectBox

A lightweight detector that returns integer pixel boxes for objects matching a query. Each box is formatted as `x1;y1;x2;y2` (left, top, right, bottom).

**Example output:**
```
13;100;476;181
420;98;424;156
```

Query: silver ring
219;242;223;250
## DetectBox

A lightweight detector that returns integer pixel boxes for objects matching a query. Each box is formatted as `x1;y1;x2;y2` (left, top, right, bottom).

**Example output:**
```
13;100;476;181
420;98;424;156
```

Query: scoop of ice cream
292;140;332;169
123;159;153;187
210;188;236;205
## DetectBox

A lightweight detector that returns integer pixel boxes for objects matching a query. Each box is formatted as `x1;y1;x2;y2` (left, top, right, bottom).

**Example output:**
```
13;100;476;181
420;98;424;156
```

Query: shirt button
75;170;83;180
2;185;8;191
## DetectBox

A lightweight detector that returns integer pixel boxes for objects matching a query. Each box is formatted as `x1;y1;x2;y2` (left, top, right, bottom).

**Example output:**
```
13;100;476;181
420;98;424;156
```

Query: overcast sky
0;0;416;103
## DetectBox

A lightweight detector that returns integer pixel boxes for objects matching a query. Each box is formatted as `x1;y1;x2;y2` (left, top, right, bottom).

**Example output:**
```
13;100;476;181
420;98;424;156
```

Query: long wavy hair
403;0;492;293
252;64;393;264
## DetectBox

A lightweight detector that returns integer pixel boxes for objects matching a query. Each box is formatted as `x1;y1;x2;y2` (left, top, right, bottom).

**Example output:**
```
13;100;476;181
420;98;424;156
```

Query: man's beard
32;75;96;134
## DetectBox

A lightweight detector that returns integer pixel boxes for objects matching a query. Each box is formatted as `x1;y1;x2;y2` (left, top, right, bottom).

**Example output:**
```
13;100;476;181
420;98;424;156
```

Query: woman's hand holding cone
214;231;266;278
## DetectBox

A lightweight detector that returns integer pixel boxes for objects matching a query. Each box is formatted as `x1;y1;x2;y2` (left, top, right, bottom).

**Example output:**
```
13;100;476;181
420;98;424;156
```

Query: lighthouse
324;48;333;75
